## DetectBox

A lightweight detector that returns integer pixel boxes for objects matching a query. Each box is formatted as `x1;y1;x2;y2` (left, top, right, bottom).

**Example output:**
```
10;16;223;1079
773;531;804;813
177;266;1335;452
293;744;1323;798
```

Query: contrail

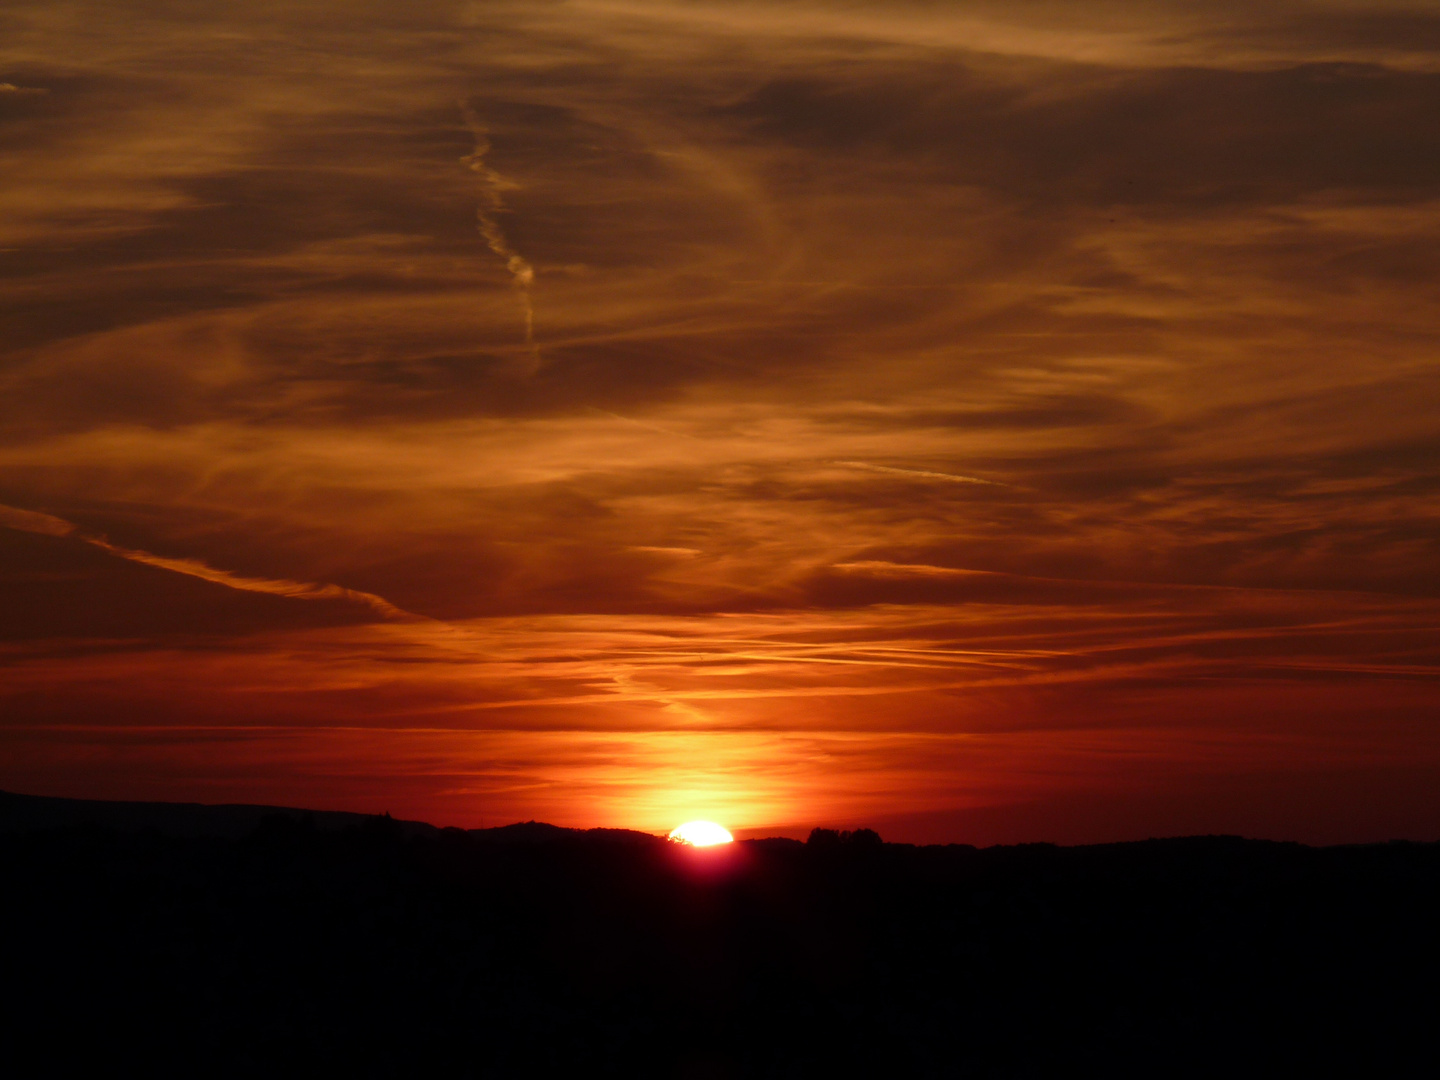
0;504;419;621
834;461;1001;486
461;103;539;370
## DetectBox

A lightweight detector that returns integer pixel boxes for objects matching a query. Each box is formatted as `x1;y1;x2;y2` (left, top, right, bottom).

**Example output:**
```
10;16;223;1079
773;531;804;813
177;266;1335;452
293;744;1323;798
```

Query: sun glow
668;821;734;846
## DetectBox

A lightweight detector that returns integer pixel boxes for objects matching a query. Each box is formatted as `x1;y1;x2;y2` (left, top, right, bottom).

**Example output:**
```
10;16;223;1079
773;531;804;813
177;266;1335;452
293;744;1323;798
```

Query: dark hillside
2;792;1436;1077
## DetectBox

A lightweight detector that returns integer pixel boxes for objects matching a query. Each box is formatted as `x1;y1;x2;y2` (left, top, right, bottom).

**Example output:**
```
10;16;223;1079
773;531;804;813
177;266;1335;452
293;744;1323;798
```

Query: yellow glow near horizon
668;821;734;846
3;0;1439;852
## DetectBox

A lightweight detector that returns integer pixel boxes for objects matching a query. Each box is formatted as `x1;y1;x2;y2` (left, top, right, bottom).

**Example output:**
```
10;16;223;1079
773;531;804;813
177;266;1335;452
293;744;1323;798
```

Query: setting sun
668;821;734;846
1;0;1438;854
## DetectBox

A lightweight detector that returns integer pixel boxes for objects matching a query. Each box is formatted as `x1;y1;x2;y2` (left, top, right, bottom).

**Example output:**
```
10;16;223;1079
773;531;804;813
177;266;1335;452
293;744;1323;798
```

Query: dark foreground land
3;791;1436;1077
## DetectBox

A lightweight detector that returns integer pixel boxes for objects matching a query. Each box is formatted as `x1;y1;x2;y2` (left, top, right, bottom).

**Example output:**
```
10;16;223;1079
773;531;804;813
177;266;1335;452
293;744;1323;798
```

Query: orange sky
2;0;1439;843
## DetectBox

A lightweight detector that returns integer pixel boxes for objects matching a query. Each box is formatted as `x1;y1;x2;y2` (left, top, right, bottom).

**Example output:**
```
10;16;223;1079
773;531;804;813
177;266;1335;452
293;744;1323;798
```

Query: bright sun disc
668;821;734;846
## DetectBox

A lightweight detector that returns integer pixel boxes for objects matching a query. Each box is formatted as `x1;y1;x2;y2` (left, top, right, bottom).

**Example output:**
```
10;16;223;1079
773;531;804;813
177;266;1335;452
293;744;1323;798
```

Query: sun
668;821;734;846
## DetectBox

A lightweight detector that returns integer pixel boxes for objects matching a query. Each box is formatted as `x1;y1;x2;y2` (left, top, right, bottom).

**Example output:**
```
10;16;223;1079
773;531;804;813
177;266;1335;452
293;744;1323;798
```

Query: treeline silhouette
2;792;1436;1077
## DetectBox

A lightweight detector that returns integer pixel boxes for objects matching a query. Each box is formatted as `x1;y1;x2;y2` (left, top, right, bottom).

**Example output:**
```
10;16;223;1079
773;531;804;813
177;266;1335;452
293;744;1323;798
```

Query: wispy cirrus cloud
0;503;416;621
1;0;1437;840
461;101;540;371
833;461;1001;486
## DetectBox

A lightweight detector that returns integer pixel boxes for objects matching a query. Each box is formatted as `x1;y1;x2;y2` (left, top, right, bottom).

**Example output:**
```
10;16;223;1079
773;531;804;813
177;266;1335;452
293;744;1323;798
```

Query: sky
2;0;1439;843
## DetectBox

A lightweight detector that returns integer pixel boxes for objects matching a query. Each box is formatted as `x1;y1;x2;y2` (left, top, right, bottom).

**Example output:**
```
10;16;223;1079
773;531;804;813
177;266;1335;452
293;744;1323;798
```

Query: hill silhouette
0;788;655;844
2;790;1436;1076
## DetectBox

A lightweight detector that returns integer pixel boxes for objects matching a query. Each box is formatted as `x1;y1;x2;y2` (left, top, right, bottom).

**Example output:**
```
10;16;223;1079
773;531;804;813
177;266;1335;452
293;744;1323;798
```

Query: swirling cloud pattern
2;0;1438;841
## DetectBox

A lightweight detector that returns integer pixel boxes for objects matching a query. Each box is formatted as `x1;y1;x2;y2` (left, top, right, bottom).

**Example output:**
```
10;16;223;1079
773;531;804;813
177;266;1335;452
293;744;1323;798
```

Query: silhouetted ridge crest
807;826;882;847
2;790;1437;1075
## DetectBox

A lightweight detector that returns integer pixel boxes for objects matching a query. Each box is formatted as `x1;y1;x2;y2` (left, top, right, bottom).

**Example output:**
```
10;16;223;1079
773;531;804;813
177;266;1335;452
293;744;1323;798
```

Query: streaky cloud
0;505;76;537
834;461;1001;485
0;503;417;622
461;102;540;372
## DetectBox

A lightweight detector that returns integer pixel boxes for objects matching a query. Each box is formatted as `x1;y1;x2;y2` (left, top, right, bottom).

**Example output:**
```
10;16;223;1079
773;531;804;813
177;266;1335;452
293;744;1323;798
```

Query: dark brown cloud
1;0;1437;837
